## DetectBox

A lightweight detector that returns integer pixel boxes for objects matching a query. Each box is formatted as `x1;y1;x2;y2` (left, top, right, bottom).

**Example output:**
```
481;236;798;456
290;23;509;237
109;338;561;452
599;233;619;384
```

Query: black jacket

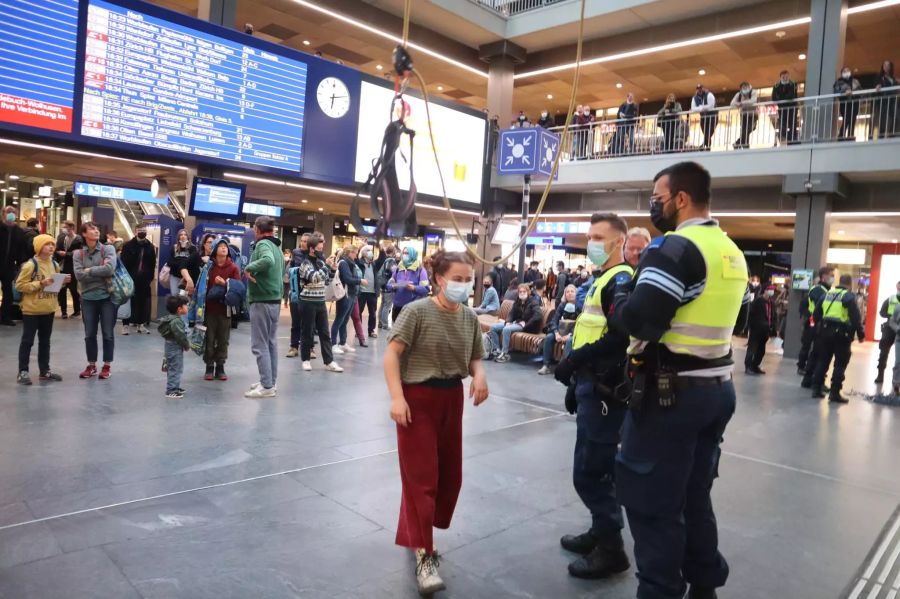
121;238;158;283
748;296;774;332
0;224;27;272
167;245;202;284
507;295;544;334
617;102;638;123
537;115;554;128
337;258;362;297
772;80;798;104
490;265;513;295
23;227;40;255
554;271;569;301
813;286;865;339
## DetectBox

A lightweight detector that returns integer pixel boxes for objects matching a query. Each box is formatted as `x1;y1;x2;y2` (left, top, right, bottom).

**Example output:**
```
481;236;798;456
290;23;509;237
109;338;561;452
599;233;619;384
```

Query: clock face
316;77;351;119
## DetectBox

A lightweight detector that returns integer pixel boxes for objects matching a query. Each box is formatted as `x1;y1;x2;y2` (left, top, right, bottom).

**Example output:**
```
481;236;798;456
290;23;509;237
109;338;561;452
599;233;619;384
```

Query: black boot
811;386;826;399
560;530;600;555
688;586;718;599
567;531;630;579
829;390;849;403
875;369;885;384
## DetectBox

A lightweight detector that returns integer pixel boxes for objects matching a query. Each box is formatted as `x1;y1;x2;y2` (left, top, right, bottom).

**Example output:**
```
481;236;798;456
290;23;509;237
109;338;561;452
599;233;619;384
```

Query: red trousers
395;382;464;553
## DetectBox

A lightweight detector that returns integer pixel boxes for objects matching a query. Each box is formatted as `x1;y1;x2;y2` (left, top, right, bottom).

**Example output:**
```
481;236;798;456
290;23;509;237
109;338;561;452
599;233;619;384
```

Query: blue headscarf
401;246;418;268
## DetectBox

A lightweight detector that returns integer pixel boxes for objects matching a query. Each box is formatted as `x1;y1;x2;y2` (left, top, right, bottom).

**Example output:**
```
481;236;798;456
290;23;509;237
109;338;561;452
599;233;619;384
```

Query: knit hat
33;233;55;256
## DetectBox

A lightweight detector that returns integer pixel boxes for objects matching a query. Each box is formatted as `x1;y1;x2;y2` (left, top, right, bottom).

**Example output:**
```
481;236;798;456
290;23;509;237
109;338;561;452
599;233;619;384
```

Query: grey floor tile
0;547;142;599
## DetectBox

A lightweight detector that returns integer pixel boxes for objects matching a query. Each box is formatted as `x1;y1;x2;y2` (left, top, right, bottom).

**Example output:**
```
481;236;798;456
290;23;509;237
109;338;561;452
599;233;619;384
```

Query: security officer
874;280;900;384
614;162;747;599
553;212;634;579
797;266;834;376
810;273;865;402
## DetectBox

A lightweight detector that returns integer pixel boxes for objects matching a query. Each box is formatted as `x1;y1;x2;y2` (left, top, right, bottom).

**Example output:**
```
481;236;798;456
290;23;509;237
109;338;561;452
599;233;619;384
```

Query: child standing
158;295;190;398
16;234;70;385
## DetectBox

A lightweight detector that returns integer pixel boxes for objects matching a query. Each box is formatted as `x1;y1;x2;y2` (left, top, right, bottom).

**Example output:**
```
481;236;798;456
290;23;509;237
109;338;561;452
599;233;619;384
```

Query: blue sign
243;202;282;217
74;181;166;204
0;0;79;133
497;126;560;178
536;221;589;235
80;0;308;171
526;236;564;246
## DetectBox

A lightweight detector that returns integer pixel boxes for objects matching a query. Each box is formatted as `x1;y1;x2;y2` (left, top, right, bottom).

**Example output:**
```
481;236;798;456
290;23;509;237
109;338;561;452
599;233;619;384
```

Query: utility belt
576;363;629;406
821;319;853;339
624;353;731;412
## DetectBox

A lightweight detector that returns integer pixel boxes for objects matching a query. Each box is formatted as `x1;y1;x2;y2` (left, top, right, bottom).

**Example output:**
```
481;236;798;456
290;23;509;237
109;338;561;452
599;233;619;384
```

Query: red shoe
79;365;97;379
98;364;111;379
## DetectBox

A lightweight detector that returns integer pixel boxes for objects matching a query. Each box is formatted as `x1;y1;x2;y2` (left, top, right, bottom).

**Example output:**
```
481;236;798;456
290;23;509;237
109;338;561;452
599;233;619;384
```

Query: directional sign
497;127;560;178
74;181;167;204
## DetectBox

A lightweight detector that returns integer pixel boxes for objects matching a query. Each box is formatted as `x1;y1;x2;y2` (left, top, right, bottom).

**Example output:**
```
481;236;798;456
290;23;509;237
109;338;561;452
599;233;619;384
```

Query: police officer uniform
875;291;900;383
797;277;831;375
810;284;865;402
615;218;747;599
554;260;634;578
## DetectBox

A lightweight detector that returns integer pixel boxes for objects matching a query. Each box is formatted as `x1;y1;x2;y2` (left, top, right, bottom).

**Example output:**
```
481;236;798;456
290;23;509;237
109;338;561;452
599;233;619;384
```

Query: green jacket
245;236;283;303
158;314;190;349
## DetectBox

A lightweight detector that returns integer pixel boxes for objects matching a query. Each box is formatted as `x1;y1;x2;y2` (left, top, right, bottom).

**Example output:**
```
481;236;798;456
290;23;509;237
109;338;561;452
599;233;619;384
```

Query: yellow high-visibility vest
572;263;633;350
822;288;850;323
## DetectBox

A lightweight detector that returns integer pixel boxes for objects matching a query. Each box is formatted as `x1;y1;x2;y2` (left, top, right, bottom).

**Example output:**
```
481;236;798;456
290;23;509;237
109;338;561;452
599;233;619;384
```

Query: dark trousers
735;113;757;148
777;105;799;143
617;379;736;599
57;274;80;316
1;271;16;322
330;295;353;346
878;325;896;373
744;326;768;370
289;301;302;349
395;382;463;554
392;303;405;324
204;312;232;366
300;301;333;364
811;326;852;394
609;124;634;155
838;100;859;139
18;313;54;372
574;378;626;534
81;298;116;363
659;118;678;152
798;320;815;370
358;293;378;335
700;114;717;149
127;282;151;326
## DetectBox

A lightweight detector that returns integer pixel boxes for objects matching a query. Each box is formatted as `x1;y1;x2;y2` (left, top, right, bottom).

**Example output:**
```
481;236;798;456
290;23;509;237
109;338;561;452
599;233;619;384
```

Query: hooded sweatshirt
15;234;61;315
206;239;241;316
386;249;430;308
245;235;283;303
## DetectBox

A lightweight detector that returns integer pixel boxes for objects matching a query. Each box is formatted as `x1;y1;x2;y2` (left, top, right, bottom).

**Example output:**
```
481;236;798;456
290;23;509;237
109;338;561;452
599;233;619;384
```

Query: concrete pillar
805;0;848;96
479;40;526;127
783;193;832;359
315;213;335;256
198;0;237;28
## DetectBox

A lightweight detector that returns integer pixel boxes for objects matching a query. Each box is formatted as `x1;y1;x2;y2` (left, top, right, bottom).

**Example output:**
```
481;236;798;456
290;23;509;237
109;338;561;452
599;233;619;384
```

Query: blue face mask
4;212;14;223
564;303;576;314
402;254;414;267
443;280;472;304
586;240;610;267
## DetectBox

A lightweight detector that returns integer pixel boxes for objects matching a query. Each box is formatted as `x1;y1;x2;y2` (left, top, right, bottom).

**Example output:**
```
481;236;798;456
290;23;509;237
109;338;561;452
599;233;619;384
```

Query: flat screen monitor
80;0;308;172
492;222;520;245
0;0;79;133
189;177;246;218
791;269;814;291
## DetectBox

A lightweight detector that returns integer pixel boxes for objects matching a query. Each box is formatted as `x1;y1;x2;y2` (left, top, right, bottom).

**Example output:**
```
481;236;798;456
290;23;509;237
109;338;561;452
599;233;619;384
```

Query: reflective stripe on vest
822;288;850;323
808;283;828;315
572;263;633;350
888;295;899;316
658;224;748;359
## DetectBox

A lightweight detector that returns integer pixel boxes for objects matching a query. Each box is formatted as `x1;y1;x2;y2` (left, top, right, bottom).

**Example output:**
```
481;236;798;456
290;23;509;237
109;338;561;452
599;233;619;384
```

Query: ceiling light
893;239;898;243
837;230;845;234
798;53;807;60
302;40;311;46
698;69;706;76
301;199;308;203
58;191;65;196
318;207;324;211
285;0;488;78
615;83;623;89
8;175;18;180
848;0;900;15
546;94;553;99
437;86;444;91
775;30;786;38
429;222;435;226
34;163;43;168
0;187;7;192
515;16;812;79
376;64;383;70
0;138;188;170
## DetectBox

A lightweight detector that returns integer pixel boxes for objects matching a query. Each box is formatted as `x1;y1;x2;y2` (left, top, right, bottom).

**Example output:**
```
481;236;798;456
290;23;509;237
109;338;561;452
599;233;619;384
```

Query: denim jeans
19;313;54;372
542;333;559;366
330;295;353;346
165;340;183;393
489;322;523;354
81;297;116;363
378;292;394;328
250;302;280;389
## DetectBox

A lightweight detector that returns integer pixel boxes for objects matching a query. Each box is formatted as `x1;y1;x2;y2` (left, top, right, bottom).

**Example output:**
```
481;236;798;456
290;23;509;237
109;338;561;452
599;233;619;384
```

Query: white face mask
541;111;548;118
442;280;472;304
842;71;851;79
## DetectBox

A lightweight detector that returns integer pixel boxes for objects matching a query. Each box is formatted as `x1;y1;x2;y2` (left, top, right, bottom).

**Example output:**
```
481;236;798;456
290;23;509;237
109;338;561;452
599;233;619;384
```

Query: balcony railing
537;88;900;162
470;0;571;17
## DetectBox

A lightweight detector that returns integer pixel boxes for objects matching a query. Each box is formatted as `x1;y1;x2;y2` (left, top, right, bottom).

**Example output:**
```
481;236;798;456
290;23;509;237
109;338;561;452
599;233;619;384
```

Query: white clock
316;77;351;118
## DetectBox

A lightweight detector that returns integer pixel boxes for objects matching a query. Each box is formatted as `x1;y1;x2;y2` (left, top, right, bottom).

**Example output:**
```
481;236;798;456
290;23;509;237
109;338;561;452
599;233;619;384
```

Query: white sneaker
248;382;277;392
121;325;129;335
325;362;344;373
415;551;445;596
537;365;551;375
244;385;277;398
333;346;345;355
342;344;356;353
302;361;312;371
138;324;149;334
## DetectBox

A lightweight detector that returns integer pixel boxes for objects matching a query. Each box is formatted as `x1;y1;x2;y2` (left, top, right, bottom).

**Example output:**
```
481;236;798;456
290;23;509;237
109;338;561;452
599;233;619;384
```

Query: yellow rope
402;0;412;47
404;0;587;266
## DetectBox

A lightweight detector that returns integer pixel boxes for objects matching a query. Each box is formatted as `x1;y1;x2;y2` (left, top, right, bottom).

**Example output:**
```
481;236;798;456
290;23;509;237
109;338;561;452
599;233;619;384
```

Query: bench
477;299;567;361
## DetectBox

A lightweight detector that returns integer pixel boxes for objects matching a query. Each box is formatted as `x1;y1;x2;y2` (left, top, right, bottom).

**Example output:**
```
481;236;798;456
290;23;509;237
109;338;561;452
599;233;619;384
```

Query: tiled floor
0;312;898;598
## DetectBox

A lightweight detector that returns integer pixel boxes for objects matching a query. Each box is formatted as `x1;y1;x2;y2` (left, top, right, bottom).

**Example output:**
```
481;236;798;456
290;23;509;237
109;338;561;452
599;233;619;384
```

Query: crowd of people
511;60;898;156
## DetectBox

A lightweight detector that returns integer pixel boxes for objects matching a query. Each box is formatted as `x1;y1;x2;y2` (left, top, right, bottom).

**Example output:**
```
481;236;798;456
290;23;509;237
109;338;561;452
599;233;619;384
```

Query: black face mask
483;282;492;288
137;232;147;240
649;201;678;234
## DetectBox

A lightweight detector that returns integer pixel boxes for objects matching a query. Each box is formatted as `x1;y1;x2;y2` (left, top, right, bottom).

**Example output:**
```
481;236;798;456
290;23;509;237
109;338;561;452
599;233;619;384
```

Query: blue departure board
0;0;78;133
80;0;308;171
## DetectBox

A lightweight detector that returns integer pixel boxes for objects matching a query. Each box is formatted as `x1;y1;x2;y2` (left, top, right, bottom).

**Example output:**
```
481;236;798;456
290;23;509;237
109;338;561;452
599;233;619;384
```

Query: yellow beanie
33;234;55;256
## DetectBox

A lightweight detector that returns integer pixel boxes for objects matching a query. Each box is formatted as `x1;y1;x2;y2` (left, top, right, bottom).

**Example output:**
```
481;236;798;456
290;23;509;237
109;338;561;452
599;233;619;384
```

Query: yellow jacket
15;257;60;315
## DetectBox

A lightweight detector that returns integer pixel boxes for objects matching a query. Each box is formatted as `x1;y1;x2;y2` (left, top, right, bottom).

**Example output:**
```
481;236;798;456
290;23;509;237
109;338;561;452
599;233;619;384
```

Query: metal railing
541;88;900;161
470;0;571;17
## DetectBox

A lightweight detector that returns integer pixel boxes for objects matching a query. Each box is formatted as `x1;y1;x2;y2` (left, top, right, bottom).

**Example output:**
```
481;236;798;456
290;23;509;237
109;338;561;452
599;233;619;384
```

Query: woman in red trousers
383;250;489;595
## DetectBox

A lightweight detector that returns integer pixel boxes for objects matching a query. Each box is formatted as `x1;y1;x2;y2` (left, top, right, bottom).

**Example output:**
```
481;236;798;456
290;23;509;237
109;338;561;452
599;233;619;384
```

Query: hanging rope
404;0;588;266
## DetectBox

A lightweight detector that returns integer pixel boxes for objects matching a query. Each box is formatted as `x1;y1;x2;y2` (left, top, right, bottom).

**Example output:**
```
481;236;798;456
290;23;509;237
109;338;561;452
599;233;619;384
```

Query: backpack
12;258;56;303
108;256;134;306
289;266;302;304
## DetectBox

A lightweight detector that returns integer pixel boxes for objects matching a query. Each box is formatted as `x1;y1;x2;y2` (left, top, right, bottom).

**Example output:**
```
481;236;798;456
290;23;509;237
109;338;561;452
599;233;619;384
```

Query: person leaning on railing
834;67;862;141
657;94;684;153
691;83;717;150
730;82;759;150
871;60;898;140
772;70;800;145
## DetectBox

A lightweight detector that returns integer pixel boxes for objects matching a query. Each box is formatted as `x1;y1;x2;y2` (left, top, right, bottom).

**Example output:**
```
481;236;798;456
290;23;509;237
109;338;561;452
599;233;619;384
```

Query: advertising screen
354;82;485;204
189;178;246;218
0;0;79;133
80;0;308;172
